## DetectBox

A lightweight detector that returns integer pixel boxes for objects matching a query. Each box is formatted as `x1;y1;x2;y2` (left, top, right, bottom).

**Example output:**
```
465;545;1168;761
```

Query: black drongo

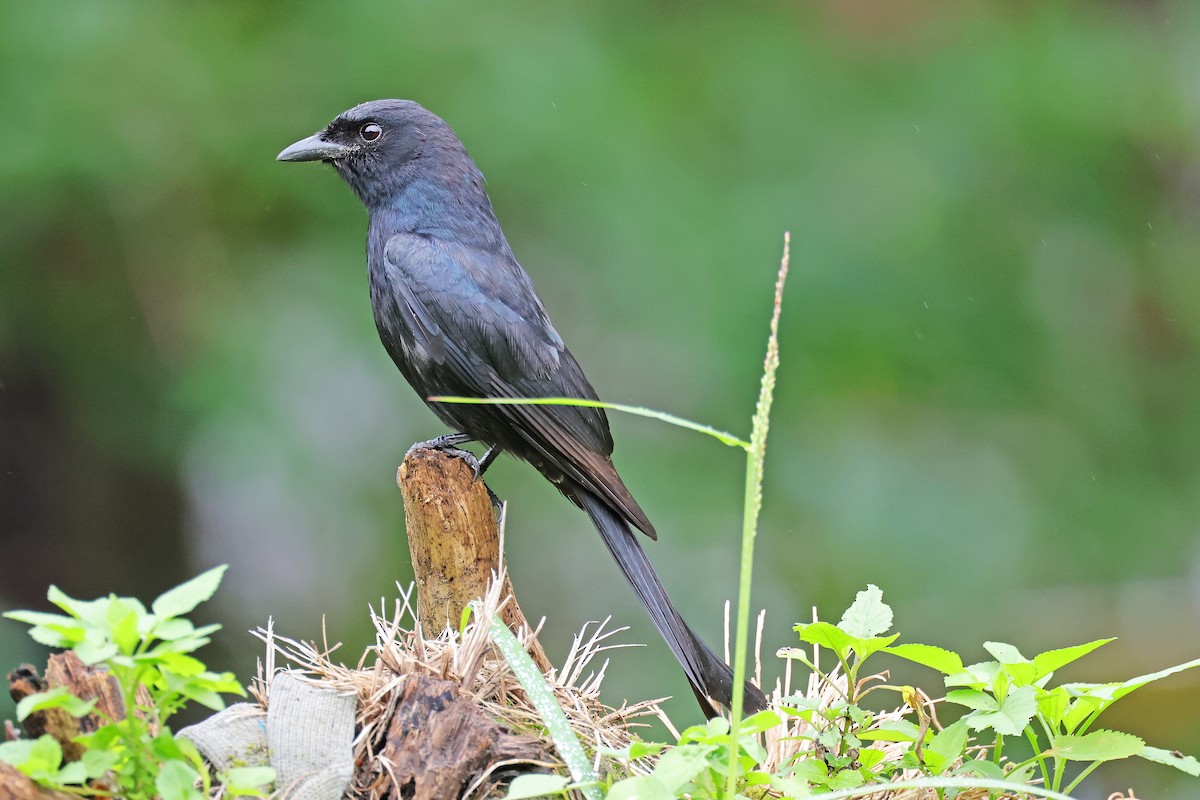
278;99;766;716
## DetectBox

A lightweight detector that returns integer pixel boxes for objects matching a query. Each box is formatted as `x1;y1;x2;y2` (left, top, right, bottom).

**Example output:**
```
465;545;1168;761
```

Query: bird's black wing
380;233;654;537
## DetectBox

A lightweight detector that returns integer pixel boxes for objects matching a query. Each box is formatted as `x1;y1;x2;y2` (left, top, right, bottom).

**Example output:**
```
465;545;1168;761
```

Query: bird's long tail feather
572;489;768;716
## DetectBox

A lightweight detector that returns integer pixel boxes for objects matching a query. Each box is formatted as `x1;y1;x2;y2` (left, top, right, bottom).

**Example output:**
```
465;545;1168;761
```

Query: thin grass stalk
725;232;790;799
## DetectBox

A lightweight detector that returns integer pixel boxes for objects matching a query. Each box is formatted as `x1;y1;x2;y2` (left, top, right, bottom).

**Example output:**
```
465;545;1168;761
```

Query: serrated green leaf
652;744;716;791
1031;639;1114;680
884;643;964;675
152;565;228;620
945;688;998;712
927;719;969;765
25;625;79;648
839;585;892;638
1140;746;1200;776
983;641;1027;664
962;684;1037;736
16;687;97;721
945;660;1000;689
4;609;79;628
501;773;572;799
795;621;856;660
1049;729;1144;761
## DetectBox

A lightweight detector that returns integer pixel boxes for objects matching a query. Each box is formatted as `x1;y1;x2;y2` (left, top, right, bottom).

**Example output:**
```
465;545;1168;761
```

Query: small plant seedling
0;566;274;799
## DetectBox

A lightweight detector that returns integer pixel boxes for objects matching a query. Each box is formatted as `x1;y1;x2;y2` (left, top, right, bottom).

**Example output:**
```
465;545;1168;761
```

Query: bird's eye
359;123;382;142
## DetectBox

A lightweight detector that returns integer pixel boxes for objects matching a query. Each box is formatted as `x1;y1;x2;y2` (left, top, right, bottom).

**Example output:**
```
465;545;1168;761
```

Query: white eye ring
360;123;382;142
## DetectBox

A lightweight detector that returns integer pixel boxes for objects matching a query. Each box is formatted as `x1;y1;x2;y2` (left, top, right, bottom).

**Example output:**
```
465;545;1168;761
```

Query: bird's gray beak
276;132;352;162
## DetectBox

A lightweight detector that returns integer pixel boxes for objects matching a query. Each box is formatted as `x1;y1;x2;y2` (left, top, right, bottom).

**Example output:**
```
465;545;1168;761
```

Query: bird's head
277;99;470;208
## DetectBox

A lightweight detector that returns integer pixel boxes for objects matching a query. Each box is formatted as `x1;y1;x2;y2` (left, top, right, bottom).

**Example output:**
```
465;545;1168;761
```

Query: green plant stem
1024;728;1051;788
724;232;789;800
1064;760;1103;795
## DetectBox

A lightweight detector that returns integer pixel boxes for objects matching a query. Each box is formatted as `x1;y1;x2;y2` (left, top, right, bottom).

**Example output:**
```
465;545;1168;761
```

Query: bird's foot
407;432;476;467
406;434;502;481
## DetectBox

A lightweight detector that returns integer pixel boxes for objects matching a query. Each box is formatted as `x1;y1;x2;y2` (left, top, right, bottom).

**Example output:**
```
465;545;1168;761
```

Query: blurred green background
1;1;1198;794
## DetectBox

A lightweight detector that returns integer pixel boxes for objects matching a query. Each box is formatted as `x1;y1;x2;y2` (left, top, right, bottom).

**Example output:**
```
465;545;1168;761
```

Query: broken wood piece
0;762;76;800
7;652;152;763
377;673;552;800
397;447;552;672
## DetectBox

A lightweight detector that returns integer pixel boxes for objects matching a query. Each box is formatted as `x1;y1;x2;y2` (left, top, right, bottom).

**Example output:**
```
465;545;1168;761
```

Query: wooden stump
397;448;552;672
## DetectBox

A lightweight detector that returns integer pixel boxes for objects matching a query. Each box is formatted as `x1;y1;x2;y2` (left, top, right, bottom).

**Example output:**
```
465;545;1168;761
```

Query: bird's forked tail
572;489;768;717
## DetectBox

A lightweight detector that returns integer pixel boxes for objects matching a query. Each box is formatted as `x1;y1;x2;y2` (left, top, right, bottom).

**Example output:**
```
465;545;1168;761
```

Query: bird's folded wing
382;233;654;538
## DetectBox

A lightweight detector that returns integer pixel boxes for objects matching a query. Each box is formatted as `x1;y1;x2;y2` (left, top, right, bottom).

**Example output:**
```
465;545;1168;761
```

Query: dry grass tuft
248;567;663;797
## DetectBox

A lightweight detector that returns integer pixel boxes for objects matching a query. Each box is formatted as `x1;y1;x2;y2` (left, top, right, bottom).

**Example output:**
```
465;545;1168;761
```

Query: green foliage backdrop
1;2;1197;793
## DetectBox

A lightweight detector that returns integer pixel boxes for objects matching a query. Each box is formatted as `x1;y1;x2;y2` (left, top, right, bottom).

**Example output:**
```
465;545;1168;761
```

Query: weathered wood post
397;447;552;672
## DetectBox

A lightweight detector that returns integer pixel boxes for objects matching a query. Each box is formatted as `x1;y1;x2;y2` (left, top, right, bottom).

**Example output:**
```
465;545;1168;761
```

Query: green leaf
0;735;64;776
1066;657;1200;708
152;617;196;641
828;769;865;790
74;638;120;665
108;598;142;655
55;760;88;784
80;748;120;778
739;710;782;736
1140;746;1200;776
945;688;998;712
157;759;204;800
945;660;1000;689
983;641;1027;664
884;643;964;675
984;642;1039;686
488;612;602;800
607;775;674;800
15;687;97;721
502;773;572;799
651;744;716;791
3;609;79;628
839;585;892;638
769;773;813;797
794;621;856;661
1031;639;1114;680
961;684;1037;736
955;759;1006;780
45;585;86;618
1048;730;1144;762
222;766;276;796
857;719;921;742
926;719;969;766
629;741;665;760
152;565;228;619
1037;686;1069;728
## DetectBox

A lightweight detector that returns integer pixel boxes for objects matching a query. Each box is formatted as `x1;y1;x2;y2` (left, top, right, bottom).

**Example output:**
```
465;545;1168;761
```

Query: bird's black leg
475;445;502;479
